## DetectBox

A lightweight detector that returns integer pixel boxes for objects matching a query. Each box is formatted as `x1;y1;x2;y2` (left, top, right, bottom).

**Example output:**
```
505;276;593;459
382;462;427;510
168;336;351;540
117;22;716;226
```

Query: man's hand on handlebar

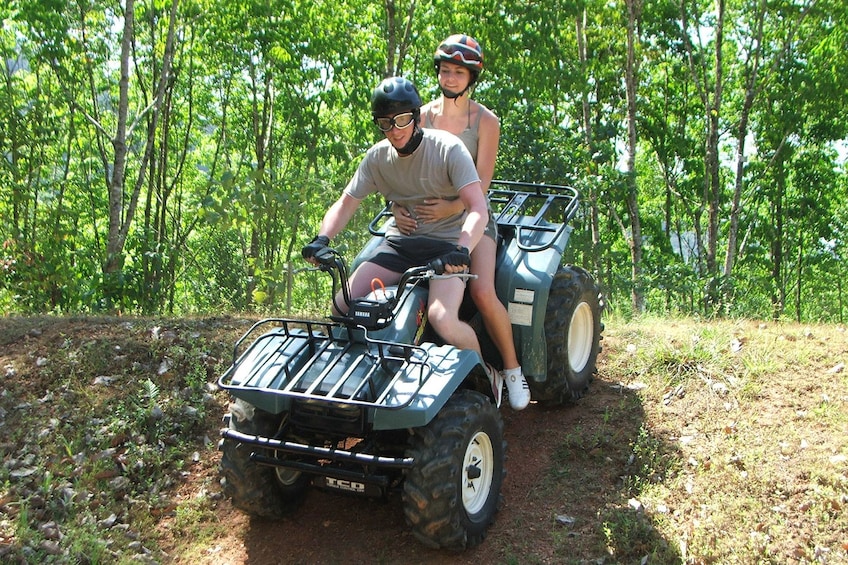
430;245;471;275
301;235;332;266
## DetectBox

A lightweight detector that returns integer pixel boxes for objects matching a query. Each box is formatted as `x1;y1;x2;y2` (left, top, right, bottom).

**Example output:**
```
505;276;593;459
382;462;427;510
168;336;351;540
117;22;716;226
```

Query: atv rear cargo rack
218;318;432;413
367;180;580;253
488;180;580;252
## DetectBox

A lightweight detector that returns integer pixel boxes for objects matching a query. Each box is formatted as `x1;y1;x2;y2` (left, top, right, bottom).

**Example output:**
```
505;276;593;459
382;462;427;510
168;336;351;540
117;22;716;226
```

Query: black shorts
368;236;457;273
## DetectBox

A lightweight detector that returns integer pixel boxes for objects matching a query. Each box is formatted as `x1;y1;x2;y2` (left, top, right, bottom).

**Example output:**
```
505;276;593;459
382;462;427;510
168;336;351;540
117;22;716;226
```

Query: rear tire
402;390;505;550
219;399;308;518
533;266;603;404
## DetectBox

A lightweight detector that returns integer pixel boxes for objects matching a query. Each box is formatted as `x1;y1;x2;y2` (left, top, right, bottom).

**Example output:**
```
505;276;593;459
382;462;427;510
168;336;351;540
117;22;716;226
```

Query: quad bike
217;181;604;550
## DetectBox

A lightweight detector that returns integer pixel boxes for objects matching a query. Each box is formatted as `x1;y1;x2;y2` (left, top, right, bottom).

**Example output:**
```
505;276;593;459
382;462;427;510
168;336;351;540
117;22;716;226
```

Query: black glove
301;235;330;261
435;245;471;272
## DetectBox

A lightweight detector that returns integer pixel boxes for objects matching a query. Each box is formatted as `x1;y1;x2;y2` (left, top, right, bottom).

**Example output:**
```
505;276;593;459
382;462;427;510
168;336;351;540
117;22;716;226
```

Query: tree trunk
103;0;135;282
771;155;785;321
795;225;803;323
576;9;603;288
103;0;179;309
680;0;725;306
624;0;644;314
244;52;274;308
724;1;764;279
705;0;725;278
383;0;416;76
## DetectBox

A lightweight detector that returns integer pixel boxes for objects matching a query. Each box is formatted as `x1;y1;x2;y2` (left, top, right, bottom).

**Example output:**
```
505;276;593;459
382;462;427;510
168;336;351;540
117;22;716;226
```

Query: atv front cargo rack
218;318;432;414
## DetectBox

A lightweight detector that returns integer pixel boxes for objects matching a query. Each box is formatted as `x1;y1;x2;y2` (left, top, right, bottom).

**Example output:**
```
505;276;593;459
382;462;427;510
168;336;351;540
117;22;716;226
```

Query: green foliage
622;425;681;497
1;0;847;321
600;504;681;563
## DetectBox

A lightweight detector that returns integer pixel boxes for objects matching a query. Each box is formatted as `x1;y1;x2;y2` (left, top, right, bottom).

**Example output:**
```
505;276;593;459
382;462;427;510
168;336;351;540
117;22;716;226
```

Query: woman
392;34;530;410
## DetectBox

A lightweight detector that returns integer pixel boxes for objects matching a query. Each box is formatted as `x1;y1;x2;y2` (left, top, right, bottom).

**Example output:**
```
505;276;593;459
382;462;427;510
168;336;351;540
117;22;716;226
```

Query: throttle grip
427;258;445;275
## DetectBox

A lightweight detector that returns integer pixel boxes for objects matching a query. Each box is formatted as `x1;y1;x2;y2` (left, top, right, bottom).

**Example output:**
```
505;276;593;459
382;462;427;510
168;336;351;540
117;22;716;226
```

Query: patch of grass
62;518;117;565
622;425;681;497
165;494;230;561
599;503;681;563
538;315;848;564
0;316;246;563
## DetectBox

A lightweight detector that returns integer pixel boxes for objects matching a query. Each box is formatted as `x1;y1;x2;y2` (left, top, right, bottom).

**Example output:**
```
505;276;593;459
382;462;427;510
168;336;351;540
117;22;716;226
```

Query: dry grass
595;316;848;564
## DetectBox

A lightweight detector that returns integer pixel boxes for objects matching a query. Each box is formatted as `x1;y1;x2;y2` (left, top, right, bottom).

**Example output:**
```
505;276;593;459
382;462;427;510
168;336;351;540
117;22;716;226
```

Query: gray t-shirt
344;128;480;241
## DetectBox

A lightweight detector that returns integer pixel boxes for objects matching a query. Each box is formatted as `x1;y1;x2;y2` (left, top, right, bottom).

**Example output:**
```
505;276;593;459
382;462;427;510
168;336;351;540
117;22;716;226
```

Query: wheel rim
568;301;594;373
462;430;494;515
274;465;302;486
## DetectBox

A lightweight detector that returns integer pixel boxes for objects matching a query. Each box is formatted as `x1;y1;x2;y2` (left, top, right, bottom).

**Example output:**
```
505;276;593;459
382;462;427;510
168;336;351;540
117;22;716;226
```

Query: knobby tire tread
402;390;506;550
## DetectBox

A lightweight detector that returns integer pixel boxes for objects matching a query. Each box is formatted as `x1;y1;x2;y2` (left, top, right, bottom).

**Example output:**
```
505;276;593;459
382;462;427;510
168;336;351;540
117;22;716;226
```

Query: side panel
369;286;429;345
495;227;571;381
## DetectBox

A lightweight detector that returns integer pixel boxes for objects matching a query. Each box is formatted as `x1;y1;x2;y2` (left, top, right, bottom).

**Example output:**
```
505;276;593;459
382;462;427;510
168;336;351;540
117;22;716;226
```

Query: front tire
402;390;505;550
533;266;603;404
219;399;308;518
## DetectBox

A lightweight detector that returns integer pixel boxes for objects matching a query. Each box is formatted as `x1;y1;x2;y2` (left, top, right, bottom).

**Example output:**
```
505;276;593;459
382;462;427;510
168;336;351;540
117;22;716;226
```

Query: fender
372;343;485;430
496;232;567;380
367;284;491;429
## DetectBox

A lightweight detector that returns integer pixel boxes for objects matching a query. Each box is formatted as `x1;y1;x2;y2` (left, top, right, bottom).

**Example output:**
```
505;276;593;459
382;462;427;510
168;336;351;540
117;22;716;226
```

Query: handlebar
396;262;476;287
304;248;475;331
426;257;450;276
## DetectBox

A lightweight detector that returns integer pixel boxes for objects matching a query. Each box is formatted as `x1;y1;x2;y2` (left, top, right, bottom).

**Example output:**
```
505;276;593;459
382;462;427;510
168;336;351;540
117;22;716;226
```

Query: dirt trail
172;373;627;565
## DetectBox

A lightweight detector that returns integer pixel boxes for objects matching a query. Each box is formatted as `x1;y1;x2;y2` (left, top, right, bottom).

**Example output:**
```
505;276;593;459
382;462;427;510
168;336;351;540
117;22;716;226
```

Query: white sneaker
503;369;530;410
484;363;504;408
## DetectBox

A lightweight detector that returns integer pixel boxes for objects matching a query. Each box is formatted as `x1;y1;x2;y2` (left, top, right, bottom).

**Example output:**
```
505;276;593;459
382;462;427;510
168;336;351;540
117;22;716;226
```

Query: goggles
374;111;416;132
435;45;482;68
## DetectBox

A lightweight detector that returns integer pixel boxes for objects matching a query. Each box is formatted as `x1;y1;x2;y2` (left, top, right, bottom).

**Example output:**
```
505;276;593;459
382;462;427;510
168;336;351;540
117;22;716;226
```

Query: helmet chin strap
441;86;469;100
397;125;424;156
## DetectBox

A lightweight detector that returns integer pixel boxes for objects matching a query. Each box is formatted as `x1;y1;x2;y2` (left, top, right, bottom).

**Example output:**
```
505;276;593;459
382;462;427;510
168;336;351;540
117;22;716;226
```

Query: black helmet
371;77;422;117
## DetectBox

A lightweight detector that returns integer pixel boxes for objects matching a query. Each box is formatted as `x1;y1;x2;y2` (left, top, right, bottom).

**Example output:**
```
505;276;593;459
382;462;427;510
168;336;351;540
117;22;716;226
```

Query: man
302;76;489;353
